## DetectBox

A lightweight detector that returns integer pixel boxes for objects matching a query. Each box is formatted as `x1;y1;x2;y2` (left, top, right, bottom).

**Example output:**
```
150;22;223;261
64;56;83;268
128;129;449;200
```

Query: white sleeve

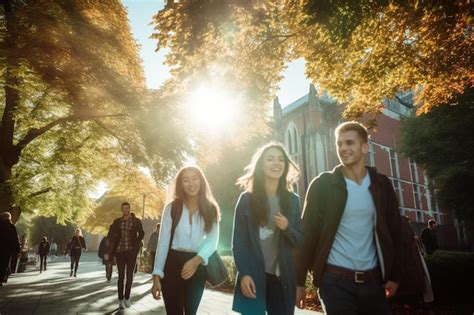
197;221;219;266
152;203;172;278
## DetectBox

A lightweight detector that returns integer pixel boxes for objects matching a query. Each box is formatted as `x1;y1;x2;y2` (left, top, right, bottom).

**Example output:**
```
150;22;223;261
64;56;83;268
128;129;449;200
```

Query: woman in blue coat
232;142;304;315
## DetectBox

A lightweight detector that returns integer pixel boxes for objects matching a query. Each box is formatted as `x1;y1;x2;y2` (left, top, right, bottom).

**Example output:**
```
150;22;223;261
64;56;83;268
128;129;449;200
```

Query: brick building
273;84;465;249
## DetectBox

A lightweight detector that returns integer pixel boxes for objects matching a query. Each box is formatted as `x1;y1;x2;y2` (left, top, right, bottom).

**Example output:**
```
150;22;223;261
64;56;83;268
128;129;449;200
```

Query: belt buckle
355;271;365;283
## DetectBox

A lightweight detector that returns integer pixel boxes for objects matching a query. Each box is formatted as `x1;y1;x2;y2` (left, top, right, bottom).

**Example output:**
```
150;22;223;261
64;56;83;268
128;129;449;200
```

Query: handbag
205;250;229;288
170;201;229;288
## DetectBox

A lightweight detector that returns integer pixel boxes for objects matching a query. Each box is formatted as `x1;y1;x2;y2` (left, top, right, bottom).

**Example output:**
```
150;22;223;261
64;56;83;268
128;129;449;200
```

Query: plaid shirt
116;217;133;253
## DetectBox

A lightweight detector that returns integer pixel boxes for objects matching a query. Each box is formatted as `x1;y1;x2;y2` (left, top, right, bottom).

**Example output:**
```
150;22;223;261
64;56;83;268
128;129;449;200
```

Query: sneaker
124;299;131;308
119;299;126;309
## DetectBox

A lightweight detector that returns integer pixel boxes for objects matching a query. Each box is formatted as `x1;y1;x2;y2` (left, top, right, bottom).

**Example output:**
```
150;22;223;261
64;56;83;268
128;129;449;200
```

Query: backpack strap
169;200;183;251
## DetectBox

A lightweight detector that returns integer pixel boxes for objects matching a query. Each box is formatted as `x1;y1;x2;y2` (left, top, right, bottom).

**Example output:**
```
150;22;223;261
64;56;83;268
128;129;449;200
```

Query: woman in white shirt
151;166;220;315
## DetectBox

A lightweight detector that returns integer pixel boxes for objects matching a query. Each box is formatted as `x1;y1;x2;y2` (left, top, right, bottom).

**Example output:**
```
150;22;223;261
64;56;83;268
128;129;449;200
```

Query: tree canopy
399;87;474;224
153;0;472;120
83;168;165;235
0;1;186;225
28;216;76;252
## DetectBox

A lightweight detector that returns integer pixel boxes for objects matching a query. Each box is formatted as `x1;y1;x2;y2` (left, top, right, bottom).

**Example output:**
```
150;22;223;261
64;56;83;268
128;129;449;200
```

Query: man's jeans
115;249;138;300
318;272;388;315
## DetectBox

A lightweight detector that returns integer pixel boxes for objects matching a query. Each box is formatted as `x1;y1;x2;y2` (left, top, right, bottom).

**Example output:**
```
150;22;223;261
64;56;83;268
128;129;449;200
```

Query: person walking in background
17;234;28;273
49;240;58;260
38;236;50;273
421;219;438;255
67;228;87;277
0;212;20;286
105;202;144;309
98;234;114;282
232;142;304;315
151;166;220;315
135;240;145;274
9;235;21;274
295;121;403;315
147;223;160;273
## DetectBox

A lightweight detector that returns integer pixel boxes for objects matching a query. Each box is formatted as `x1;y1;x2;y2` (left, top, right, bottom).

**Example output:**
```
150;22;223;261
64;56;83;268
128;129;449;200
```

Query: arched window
315;132;326;174
285;123;299;155
292;126;298;154
286;130;292;154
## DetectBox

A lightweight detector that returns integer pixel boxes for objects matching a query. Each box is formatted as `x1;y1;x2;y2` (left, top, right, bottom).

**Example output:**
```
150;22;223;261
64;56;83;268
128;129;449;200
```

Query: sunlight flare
186;86;239;132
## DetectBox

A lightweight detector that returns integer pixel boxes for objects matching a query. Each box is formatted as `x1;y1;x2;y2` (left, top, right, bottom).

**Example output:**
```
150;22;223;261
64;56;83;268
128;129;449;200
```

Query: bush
138;250;151;273
208;255;236;292
424;250;474;305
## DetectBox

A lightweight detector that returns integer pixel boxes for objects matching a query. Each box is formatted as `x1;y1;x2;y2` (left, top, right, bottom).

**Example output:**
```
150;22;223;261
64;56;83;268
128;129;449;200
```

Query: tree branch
93;120;130;152
16;113;125;150
28;187;51;198
395;95;413;107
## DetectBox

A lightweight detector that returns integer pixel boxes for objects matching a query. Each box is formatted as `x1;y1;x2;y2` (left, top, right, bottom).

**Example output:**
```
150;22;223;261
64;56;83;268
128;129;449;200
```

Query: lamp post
140;191;153;272
142;192;153;219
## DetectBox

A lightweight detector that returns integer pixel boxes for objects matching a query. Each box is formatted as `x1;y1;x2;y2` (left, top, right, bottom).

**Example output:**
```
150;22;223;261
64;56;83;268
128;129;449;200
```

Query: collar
330;164;381;186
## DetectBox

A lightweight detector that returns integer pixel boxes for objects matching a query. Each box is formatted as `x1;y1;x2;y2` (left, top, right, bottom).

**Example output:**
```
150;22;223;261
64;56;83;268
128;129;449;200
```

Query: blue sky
122;0;311;107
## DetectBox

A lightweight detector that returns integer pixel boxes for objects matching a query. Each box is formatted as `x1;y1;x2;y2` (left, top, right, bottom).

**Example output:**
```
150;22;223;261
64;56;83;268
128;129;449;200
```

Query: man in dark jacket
295;122;403;314
0;212;20;286
421;219;438;255
147;223;160;273
105;202;144;309
98;234;114;282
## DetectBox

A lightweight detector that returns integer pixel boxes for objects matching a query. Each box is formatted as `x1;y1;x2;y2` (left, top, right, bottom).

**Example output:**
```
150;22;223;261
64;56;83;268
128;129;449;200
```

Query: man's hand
181;256;203;280
296;286;306;309
384;280;399;298
274;212;289;231
151;275;162;300
240;275;257;299
104;254;109;261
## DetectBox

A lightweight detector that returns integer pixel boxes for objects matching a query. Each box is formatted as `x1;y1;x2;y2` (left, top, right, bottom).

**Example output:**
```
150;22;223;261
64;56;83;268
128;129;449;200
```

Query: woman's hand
181;255;203;280
240;275;257;299
151;275;162;300
274;212;289;231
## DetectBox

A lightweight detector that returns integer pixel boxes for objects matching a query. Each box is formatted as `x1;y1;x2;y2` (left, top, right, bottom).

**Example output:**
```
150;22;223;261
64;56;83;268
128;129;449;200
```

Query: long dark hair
170;166;220;233
236;142;299;226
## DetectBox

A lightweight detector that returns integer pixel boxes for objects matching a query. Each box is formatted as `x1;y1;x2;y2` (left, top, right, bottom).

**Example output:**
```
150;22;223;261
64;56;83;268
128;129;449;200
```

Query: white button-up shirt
152;202;219;278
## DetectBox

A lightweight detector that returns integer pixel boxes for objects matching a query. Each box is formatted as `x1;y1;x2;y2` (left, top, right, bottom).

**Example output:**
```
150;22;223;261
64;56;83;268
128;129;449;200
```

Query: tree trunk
0;2;21;224
0;159;20;223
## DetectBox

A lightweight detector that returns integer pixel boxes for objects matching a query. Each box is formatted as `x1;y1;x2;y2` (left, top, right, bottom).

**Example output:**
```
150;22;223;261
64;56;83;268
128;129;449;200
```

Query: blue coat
232;192;304;315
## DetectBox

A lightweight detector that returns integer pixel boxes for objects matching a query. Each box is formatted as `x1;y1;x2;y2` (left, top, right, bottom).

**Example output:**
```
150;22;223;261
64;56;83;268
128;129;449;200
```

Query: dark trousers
318;272;388;315
162;249;206;315
150;250;156;273
0;254;11;282
39;255;47;271
265;273;291;315
105;260;113;280
10;253;18;274
116;249;138;300
70;254;81;274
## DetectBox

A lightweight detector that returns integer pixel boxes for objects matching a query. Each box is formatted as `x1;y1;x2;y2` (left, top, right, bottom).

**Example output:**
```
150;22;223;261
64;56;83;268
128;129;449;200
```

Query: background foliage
400;87;474;224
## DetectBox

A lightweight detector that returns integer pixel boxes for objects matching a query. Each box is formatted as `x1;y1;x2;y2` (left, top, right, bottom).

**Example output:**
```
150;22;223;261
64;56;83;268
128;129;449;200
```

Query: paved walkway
0;253;320;314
